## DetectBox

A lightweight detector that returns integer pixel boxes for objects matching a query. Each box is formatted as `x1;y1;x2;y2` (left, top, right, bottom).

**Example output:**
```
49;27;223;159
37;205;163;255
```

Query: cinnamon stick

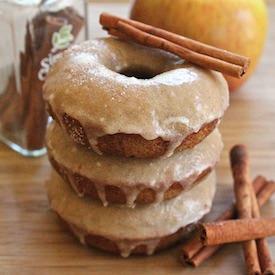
0;74;17;117
118;21;245;78
200;218;275;246
251;183;275;275
257;180;275;207
20;22;34;122
230;145;261;275
100;13;250;68
183;244;220;267
24;14;63;150
108;28;129;41
100;13;249;78
181;177;274;267
24;8;84;150
0;92;24;132
256;182;275;275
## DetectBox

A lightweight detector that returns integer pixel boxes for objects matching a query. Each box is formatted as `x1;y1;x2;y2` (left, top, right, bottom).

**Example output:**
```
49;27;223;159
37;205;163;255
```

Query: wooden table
1;3;275;275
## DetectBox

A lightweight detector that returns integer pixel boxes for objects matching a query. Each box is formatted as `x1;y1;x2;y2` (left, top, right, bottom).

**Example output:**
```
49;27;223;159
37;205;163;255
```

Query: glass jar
0;0;87;157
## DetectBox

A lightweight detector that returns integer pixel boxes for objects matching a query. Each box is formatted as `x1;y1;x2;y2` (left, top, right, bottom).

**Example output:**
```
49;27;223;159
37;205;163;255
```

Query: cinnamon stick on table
180;177;275;267
230;145;261;275
200;218;275;245
181;176;265;263
100;13;250;78
256;182;275;275
250;179;275;274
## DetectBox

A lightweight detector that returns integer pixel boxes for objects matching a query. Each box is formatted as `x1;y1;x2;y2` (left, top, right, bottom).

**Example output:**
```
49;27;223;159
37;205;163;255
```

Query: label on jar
38;24;74;81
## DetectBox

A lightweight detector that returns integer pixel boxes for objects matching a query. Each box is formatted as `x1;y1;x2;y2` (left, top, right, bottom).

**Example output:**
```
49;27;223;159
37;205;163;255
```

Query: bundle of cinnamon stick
180;145;275;275
100;13;250;78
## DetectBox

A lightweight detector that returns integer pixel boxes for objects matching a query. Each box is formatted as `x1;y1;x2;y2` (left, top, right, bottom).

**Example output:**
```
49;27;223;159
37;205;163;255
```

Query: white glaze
46;122;223;207
66;219;195;257
116;238;160;258
69;223;86;245
67;173;84;197
47;171;216;241
43;37;229;157
67;222;161;257
93;182;108;207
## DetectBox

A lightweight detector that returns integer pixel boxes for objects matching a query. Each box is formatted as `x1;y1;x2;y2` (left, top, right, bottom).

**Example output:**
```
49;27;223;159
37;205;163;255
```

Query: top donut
43;37;229;159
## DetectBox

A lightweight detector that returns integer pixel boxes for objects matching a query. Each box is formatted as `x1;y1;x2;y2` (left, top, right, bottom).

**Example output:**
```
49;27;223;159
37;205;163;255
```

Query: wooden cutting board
0;3;274;275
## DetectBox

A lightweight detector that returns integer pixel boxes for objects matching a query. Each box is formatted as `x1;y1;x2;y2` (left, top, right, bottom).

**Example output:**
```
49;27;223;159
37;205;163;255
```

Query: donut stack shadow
43;37;229;257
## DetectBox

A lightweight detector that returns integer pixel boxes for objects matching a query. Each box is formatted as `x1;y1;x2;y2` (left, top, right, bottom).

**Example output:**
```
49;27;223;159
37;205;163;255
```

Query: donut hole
118;66;161;79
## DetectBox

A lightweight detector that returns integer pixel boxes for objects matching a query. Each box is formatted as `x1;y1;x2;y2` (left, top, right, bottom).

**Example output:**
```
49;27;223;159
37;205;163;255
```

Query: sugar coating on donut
44;38;229;157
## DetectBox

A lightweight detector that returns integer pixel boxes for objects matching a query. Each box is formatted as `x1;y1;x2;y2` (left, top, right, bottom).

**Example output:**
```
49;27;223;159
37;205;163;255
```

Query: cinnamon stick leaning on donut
100;13;250;78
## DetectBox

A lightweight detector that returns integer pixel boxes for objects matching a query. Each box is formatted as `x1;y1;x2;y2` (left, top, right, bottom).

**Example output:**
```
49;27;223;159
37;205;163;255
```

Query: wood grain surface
0;3;274;275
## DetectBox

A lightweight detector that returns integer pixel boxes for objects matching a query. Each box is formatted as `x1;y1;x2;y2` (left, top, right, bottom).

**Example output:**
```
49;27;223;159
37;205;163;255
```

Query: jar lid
2;0;42;5
1;0;60;7
0;0;76;11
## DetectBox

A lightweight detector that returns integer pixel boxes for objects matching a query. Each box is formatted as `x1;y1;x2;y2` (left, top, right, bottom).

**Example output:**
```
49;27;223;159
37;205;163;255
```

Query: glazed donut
47;171;216;257
43;37;229;159
46;122;223;207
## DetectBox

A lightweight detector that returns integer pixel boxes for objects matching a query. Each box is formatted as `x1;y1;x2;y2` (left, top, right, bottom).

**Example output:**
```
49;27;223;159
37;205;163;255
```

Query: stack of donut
43;37;229;257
